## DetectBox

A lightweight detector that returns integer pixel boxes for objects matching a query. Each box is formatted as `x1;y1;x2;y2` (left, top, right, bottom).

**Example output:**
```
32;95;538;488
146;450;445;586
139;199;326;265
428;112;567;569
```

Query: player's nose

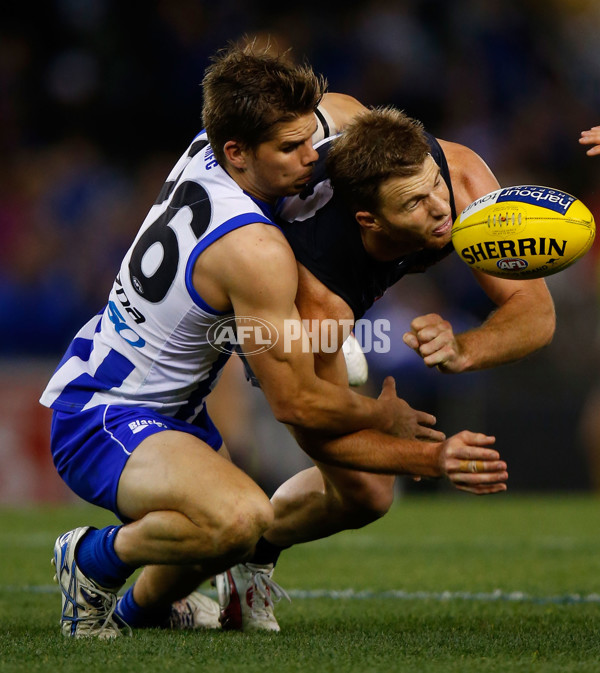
304;143;319;165
431;194;451;218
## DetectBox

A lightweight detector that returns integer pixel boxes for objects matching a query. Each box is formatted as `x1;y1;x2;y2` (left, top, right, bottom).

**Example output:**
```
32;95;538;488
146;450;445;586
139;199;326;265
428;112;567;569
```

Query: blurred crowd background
1;0;600;502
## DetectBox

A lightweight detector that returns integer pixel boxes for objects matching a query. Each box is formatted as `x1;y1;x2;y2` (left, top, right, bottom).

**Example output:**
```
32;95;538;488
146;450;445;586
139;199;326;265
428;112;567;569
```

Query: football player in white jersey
42;43;507;638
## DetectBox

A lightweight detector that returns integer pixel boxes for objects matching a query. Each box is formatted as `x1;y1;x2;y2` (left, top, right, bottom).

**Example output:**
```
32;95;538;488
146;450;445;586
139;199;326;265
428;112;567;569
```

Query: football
451;185;595;279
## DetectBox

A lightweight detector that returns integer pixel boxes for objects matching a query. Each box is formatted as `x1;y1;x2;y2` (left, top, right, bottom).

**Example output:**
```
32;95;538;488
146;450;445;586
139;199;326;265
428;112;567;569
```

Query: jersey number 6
128;180;212;303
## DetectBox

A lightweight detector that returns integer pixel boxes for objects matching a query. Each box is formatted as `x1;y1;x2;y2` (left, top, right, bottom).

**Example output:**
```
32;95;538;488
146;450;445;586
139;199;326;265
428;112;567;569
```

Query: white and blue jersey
40;131;277;428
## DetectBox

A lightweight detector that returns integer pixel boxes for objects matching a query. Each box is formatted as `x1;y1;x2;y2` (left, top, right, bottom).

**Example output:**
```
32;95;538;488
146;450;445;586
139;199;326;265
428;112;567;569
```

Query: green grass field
1;494;600;672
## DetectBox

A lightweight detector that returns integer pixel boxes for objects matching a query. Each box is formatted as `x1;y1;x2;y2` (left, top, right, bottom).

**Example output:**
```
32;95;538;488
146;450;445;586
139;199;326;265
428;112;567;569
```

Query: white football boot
166;591;221;630
215;563;290;632
52;527;130;639
342;332;368;387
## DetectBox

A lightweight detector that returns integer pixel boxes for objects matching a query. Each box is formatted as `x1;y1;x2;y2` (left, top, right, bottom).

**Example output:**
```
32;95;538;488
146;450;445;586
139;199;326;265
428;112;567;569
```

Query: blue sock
75;526;135;589
115;586;171;628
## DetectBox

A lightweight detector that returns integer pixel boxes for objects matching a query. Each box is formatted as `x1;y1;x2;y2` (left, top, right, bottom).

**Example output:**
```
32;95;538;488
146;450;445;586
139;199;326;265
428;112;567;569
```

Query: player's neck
225;164;278;206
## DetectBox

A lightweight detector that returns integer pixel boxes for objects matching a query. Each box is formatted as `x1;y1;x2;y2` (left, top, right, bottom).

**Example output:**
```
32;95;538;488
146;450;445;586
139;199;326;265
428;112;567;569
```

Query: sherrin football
451;185;595;279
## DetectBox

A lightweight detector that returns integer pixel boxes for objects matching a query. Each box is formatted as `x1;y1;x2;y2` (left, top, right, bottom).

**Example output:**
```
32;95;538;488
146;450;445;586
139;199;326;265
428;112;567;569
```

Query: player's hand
377;376;446;442
402;313;466;373
579;126;600;157
437;430;507;495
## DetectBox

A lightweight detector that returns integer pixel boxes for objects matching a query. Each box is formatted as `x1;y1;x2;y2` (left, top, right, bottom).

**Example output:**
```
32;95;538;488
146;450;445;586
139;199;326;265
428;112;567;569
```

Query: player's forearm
456;290;555;371
267;379;396;437
293;427;444;476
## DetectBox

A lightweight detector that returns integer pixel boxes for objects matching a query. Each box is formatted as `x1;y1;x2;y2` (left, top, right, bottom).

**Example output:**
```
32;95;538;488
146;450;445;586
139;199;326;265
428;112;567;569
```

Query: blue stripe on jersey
53;313;103;372
50;348;137;411
55;336;94;372
174;349;231;424
185;213;281;312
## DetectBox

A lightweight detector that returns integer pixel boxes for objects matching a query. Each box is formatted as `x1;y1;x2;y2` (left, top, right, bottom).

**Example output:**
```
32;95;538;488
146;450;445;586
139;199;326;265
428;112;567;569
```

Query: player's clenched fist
402;313;467;373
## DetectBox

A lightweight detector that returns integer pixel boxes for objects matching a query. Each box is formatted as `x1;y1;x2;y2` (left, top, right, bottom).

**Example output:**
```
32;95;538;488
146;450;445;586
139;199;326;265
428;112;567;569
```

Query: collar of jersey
243;191;285;221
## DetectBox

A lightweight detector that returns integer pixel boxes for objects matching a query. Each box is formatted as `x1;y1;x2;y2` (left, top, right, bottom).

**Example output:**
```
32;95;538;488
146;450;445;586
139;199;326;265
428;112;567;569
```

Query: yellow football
452;185;595;279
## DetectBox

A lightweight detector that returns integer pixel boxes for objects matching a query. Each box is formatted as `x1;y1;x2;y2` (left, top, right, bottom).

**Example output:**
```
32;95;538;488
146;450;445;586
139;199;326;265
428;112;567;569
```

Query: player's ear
223;140;247;169
356;211;382;232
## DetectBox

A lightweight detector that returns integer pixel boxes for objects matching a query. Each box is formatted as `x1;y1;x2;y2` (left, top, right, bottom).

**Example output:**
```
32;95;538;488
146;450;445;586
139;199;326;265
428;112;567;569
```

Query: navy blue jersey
277;133;457;320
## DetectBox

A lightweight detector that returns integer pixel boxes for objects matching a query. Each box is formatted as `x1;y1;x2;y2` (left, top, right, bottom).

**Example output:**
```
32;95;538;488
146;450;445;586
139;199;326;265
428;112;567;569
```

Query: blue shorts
50;404;223;520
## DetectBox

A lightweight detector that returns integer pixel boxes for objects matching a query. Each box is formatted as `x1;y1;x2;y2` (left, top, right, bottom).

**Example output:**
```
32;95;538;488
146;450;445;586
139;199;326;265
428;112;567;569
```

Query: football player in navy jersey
213;103;556;631
41;44;508;638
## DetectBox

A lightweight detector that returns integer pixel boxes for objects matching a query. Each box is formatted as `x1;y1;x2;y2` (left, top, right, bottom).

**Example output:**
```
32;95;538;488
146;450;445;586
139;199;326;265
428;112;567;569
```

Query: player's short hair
327;107;430;213
202;40;326;166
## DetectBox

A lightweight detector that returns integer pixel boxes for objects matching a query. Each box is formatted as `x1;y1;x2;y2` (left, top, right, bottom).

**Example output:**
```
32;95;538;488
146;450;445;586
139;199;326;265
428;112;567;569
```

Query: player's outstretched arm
402;271;556;373
282;308;504;489
294;425;506;493
402;139;556;373
580;126;600;156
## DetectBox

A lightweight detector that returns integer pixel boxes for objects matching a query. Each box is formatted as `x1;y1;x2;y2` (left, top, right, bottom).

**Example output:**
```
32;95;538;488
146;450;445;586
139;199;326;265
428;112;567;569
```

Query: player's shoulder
209;221;294;269
436;138;498;208
194;221;297;304
224;224;299;303
436;139;491;176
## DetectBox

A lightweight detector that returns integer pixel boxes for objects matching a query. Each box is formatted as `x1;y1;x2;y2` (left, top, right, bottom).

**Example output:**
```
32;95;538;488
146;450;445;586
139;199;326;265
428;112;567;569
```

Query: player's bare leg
117;432;272;614
115;435;270;567
213;464;392;633
265;464;395;546
55;432;273;636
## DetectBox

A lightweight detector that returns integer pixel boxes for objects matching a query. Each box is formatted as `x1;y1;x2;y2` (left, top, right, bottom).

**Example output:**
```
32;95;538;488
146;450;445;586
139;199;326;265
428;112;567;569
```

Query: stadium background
1;0;599;503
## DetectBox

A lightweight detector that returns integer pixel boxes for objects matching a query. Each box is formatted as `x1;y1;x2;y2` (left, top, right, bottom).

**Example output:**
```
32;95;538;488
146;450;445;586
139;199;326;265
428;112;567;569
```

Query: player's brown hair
327;106;430;213
202;40;326;166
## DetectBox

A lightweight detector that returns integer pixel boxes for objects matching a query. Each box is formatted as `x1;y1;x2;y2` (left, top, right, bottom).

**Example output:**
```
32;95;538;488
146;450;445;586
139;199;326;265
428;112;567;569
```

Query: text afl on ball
451;185;595;279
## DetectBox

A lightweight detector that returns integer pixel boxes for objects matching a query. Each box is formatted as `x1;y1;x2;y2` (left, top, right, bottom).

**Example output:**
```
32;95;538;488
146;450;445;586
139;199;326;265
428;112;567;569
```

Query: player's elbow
535;292;557;348
270;401;303;427
541;308;556;347
268;390;320;429
514;282;556;352
270;401;311;428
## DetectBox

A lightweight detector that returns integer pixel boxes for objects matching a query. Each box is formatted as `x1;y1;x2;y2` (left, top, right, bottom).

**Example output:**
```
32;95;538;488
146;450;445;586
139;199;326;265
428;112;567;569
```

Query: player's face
243;113;319;202
374;155;452;251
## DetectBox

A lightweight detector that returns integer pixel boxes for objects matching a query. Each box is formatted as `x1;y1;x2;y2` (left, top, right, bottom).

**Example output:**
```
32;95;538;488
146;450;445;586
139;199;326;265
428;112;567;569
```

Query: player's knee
212;491;274;559
337;477;395;527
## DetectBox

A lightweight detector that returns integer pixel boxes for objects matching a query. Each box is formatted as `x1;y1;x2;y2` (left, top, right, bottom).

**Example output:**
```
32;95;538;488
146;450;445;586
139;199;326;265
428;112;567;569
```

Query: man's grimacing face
371;154;453;251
